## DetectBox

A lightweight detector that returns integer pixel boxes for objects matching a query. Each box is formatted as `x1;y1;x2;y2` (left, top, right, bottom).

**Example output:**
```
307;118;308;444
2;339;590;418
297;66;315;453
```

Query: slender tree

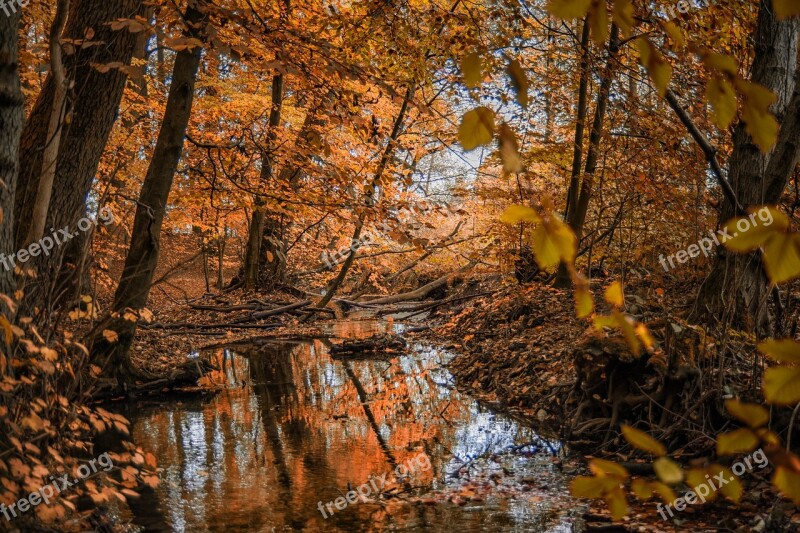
91;2;208;386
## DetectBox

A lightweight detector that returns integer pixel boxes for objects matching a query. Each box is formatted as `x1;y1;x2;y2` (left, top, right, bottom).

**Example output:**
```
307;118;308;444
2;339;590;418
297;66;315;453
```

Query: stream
119;319;585;532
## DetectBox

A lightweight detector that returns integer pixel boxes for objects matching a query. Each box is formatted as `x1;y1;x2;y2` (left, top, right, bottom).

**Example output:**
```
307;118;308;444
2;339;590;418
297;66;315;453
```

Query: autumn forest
1;0;800;531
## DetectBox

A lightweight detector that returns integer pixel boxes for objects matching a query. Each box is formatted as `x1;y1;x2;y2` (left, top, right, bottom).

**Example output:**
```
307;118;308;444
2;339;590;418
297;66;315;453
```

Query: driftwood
230;300;312;324
361;261;476;306
143;322;283;330
375;291;494;316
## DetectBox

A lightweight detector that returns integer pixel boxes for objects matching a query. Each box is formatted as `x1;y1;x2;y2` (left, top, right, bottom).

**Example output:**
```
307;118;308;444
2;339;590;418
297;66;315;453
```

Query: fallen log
375;291;494;316
361;262;476;305
143;322;283;330
230;300;313;324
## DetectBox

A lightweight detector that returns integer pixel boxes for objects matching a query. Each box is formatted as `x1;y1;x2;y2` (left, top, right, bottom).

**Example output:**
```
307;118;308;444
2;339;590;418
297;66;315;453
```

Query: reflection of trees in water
128;338;530;530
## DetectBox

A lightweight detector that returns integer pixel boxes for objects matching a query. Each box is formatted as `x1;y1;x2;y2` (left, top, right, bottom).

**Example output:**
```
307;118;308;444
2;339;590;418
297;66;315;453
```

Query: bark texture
0;8;24;297
15;0;144;312
696;4;800;333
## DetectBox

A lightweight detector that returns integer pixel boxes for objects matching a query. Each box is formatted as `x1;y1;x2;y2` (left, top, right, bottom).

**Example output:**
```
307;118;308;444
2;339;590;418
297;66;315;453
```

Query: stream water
121;320;584;532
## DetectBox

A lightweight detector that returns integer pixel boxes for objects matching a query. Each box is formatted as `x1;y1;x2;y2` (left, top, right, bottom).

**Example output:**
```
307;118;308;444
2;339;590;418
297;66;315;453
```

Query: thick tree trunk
15;0;144;314
91;4;206;386
696;4;800;333
0;8;24;297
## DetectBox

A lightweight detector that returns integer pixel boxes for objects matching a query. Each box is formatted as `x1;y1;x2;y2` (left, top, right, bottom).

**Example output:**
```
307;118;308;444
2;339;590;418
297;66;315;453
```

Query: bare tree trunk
0;7;24;297
24;0;70;246
91;3;207;386
696;3;800;333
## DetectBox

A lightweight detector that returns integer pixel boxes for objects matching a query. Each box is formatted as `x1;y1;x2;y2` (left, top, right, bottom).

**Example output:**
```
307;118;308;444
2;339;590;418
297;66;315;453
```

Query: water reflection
126;320;582;532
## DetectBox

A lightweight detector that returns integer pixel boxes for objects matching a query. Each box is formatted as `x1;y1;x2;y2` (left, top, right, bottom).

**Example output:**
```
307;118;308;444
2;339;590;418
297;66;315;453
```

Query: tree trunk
91;3;206;386
0;8;24;297
243;71;284;290
15;0;144;315
24;0;70;246
696;3;800;333
556;24;619;288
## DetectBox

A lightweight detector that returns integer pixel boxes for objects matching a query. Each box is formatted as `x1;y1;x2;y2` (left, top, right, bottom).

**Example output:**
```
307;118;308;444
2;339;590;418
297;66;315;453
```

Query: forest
0;0;799;531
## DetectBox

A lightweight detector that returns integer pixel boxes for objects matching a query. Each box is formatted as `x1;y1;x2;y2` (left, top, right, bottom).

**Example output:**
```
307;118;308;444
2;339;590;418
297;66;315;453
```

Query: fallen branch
375;290;494;316
143;322;283;330
230;300;312;324
361;262;476;306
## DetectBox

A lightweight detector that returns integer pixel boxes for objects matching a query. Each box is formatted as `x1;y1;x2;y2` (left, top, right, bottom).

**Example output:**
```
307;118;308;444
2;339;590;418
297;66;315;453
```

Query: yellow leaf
725;399;769;428
737;80;779;152
507;58;529;108
773;467;800;505
589;1;609;43
500;205;540;225
773;0;800;20
102;330;119;344
758;339;800;363
612;0;634;37
615;311;642;356
703;52;738;75
571;476;608;498
654;457;683;484
575;287;595;318
650;481;677;504
722;206;788;252
686;468;718;502
660;20;685;48
630;478;653;500
605;487;629;520
716;466;743;502
531;224;561;271
743;104;779;153
461;51;483;88
593;314;617;331
604;281;624;307
637;38;671;97
706;78;737;130
764;366;800;405
621;425;666;456
547;0;592;19
636;323;655;351
458;107;495;151
589;458;629;479
717;428;760;456
530;219;577;272
498;123;523;173
762;233;800;284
